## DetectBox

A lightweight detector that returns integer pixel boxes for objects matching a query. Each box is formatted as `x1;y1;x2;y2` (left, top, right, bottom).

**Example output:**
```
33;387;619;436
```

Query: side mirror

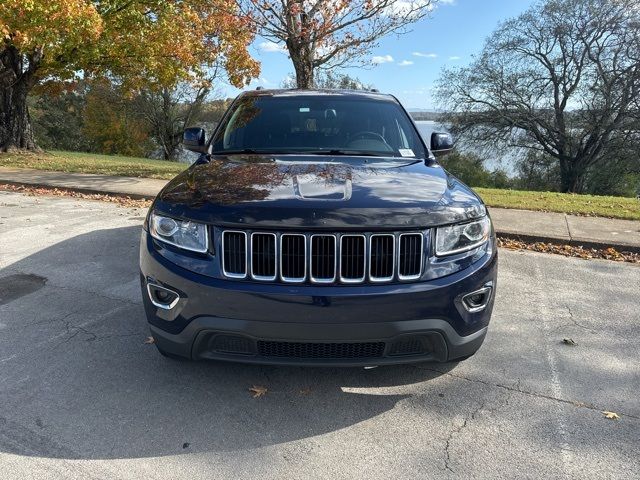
430;132;454;157
183;127;207;153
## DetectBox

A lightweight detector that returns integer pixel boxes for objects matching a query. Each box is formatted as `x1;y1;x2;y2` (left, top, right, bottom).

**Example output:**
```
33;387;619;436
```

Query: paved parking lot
1;191;639;480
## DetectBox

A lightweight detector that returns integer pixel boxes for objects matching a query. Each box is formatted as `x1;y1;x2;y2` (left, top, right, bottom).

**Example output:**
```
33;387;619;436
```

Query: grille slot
340;235;366;282
280;234;306;282
369;234;395;281
251;233;276;280
222;231;247;278
310;235;336;282
257;340;385;359
399;233;423;280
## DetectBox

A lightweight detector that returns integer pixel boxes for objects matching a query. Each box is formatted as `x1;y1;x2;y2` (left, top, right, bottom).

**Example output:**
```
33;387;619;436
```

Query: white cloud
440;0;457;4
384;1;434;17
449;56;461;60
258;42;287;54
372;54;394;64
249;77;273;86
398;60;414;67
413;52;438;58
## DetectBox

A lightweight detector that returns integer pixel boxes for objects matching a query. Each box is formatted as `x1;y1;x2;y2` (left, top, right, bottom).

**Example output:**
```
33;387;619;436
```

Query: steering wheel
349;131;387;143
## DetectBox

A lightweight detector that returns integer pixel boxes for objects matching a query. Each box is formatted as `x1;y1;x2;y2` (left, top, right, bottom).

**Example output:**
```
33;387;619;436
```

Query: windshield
210;94;427;159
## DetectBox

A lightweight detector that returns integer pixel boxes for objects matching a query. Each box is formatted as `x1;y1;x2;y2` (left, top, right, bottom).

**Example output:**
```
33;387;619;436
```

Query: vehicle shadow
0;225;455;460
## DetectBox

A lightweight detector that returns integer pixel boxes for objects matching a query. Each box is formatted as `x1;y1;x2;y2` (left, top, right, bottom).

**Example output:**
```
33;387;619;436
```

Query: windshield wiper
211;148;271;155
304;149;384;157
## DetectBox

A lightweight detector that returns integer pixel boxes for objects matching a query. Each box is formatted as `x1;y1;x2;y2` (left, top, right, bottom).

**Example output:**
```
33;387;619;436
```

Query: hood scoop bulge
293;173;352;201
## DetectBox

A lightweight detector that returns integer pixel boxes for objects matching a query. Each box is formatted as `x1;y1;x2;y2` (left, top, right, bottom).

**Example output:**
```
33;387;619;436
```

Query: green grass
1;150;639;220
476;188;640;221
0;150;187;180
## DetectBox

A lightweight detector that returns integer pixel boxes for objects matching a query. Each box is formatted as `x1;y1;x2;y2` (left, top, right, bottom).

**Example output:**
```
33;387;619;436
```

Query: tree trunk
559;158;585;193
294;61;314;89
288;40;314;89
0;47;39;151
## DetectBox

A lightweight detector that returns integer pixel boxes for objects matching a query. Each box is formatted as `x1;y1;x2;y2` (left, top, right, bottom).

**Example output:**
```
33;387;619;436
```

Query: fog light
147;283;180;310
461;286;492;313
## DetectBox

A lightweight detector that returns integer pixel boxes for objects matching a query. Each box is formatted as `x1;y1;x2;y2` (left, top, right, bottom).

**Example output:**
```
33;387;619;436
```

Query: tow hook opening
147;282;180;310
462;285;493;313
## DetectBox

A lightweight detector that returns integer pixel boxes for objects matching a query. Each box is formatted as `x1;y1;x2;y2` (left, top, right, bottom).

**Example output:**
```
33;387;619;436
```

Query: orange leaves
497;237;640;264
1;0;102;69
2;0;258;93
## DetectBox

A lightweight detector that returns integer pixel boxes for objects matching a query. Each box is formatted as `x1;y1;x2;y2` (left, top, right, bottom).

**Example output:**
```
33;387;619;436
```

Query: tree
438;151;512;189
29;82;93;152
242;0;434;88
282;71;373;90
83;80;153;157
435;0;640;193
0;0;259;152
134;84;210;161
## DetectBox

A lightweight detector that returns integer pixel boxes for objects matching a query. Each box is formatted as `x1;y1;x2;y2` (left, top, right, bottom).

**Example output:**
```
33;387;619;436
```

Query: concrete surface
1;191;639;480
0;167;166;199
1;166;639;251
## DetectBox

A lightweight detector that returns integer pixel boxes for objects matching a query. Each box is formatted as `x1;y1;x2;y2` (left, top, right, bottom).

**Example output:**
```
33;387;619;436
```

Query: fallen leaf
144;336;155;344
299;387;312;396
603;411;620;420
562;338;577;346
249;385;268;398
495;237;640;264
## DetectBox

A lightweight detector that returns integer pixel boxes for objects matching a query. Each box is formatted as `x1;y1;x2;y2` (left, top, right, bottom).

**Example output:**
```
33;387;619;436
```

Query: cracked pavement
1;191;639;480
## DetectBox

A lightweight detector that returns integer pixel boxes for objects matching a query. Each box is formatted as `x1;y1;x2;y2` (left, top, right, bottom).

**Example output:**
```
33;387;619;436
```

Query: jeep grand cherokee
139;89;497;365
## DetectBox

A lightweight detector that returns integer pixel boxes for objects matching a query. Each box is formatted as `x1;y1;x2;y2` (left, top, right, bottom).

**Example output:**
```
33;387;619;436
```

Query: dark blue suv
139;89;497;365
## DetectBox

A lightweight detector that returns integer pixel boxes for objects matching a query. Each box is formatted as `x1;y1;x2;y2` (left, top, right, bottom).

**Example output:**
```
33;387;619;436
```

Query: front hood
154;154;485;229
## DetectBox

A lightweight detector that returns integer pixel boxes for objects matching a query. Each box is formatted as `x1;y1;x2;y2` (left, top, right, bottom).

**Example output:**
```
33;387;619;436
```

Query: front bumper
140;231;497;365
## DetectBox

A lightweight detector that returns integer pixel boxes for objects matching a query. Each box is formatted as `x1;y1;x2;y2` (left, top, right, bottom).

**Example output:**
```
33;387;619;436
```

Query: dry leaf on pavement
299;387;312;396
249;385;268;398
562;338;577;346
144;336;155;344
603;411;620;420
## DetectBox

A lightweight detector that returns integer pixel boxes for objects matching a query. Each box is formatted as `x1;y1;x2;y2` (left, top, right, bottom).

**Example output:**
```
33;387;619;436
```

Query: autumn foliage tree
0;0;259;151
241;0;435;88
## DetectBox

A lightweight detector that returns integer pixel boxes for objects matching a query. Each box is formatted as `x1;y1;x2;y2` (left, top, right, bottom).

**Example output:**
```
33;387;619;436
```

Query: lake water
415;120;515;174
415;121;443;141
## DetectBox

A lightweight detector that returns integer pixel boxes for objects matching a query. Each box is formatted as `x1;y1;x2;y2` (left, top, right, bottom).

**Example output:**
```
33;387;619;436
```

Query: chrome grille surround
339;234;367;283
250;232;277;281
310;234;337;283
219;229;427;284
279;233;307;283
369;234;396;283
221;230;248;279
398;233;424;280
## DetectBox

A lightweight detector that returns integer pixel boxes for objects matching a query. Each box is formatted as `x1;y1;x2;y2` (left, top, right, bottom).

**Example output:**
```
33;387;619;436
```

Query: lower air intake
257;340;385;359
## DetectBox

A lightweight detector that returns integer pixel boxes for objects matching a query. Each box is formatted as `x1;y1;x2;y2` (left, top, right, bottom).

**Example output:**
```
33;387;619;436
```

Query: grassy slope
1;150;639;220
476;188;640;221
0;150;186;180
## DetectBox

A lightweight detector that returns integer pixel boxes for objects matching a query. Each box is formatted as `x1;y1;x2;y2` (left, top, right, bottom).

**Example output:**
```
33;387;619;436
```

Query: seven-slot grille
220;230;425;284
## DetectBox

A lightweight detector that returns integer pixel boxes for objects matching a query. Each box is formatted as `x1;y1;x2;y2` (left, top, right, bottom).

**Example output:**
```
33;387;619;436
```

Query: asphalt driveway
0;191;638;479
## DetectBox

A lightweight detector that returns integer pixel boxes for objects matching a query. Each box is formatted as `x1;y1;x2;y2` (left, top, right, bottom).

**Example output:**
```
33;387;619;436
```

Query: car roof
238;88;398;102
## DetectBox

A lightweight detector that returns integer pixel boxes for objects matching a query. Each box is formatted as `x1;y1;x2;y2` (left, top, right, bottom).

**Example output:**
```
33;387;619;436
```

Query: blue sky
221;0;537;109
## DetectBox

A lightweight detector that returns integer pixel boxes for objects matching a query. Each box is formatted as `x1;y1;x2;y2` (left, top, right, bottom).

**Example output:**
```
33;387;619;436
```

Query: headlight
435;216;491;256
149;212;208;253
